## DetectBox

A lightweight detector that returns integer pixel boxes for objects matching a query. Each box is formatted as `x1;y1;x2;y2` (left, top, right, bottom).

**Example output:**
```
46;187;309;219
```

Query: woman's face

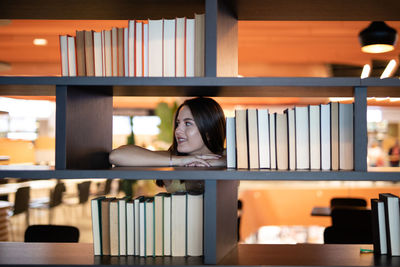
175;105;211;155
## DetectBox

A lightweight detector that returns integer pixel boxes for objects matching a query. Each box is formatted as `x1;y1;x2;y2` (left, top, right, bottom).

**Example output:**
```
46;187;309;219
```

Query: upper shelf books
227;102;354;171
59;14;205;77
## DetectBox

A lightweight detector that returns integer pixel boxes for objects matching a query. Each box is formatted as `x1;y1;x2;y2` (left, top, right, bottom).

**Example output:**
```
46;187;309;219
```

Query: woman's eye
185;121;192;126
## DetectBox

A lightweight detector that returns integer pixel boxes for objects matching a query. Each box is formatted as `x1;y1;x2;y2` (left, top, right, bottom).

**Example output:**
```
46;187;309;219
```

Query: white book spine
119;200;127;256
287;109;296;170
258;109;270;169
320;104;331;170
135;22;143;77
269;113;276;169
128;20;135;77
175;17;186;77
309;105;321;170
163;196;171;256
139;201;145;257
154;196;163;256
171;194;186;256
67;36;76;76
247;109;259;169
59;35;68;76
134;199;140;256
295;106;309;169
146;201;154;257
377;201;387;254
185;19;195;77
93;32;103;77
143;23;149;77
163;19;176;77
276;113;288;170
91;199;101;255
226;117;236;168
339;103;354;170
187;194;203;256
104;30;112;77
148;19;163;77
101;31;106;76
126;202;134;255
111;27;118;76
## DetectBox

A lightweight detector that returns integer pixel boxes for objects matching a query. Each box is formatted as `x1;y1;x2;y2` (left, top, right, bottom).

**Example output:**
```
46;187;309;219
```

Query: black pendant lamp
359;21;398;53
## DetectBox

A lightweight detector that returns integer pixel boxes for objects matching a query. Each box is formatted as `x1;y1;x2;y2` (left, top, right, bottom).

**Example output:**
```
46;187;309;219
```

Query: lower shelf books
91;191;204;257
371;193;400;256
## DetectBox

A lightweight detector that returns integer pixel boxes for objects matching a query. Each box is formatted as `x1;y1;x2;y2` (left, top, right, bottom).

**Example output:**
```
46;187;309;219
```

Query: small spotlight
33;38;48;46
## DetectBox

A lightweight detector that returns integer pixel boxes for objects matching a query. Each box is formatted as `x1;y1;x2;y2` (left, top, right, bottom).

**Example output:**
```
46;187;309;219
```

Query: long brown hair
169;97;226;155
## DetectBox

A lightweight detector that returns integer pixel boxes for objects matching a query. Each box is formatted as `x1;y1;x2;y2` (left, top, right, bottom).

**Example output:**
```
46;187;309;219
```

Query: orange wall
239;185;400;241
0;138;35;164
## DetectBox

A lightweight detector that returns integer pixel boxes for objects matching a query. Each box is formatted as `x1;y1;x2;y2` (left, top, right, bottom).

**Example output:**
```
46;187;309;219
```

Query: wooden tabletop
0;242;399;266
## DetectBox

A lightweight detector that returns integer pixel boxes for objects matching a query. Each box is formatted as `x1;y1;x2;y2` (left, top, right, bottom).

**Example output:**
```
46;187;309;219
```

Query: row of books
60;14;205;77
226;102;354;170
91;192;203;257
371;193;400;256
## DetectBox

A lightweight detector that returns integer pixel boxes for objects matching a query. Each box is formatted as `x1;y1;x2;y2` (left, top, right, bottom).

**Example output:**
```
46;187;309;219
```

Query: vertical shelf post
204;180;239;264
55;85;113;170
354;86;368;171
205;0;238;77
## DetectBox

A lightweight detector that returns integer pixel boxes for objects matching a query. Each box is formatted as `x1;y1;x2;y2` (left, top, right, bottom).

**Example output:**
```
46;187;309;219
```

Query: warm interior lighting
359;21;398;54
389;98;400;102
360;64;371;78
329;97;353;102
380;59;397;79
375;97;390;101
33;38;48;46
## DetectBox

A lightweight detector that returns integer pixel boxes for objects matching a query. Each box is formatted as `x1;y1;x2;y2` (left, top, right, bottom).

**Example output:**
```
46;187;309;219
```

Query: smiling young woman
109;97;227;192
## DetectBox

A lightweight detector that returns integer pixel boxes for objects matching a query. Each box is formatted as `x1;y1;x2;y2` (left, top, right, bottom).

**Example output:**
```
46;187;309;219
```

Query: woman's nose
175;123;184;133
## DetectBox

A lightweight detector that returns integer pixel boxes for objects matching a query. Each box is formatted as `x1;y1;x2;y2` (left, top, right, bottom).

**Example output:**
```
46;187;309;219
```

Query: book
134;196;143;256
294;106;309;169
111;27;118;76
84;30;94;76
247;108;259;169
143;22;149;77
276;113;288;170
101;30;106;76
135;21;142;77
320;104;331;170
75;30;86;76
171;192;186;256
67;36;76;76
187;192;203;256
154;193;165;256
185;18;195;77
91;196;105;256
285;108;296;170
101;197;115;256
309;105;320;170
194;13;205;77
163;193;172;256
163;19;176;77
128;20;135;77
109;199;119;256
235;109;248;169
258;109;270;169
145;197;154;257
126;199;134;255
118;196;130;256
148;19;163;77
175;17;186;77
339;103;354;170
103;30;112;77
379;193;400;256
93;31;103;77
226;117;236;168
117;27;124;76
139;197;146;257
124;27;129;77
371;198;387;255
59;35;68;76
330;102;339;170
269;113;276;169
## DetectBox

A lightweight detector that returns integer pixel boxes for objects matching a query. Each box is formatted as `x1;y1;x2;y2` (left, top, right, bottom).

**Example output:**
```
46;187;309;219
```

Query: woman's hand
175;154;223;167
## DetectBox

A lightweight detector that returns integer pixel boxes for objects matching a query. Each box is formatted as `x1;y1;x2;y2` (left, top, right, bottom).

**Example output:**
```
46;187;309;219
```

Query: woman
109;97;226;192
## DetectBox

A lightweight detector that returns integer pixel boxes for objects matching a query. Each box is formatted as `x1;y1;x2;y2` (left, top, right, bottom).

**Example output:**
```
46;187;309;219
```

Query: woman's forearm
109;145;170;166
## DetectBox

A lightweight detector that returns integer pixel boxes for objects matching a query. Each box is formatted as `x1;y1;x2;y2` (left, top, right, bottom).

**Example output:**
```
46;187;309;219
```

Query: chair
8;186;30;241
30;182;65;224
96;179;112;196
330;197;367;208
64;181;92;221
24;225;79;242
323;207;372;244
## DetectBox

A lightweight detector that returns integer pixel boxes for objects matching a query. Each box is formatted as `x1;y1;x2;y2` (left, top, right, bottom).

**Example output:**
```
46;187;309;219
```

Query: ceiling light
33;38;48;46
359;21;398;53
329;97;353;102
380;59;397;79
361;64;371;79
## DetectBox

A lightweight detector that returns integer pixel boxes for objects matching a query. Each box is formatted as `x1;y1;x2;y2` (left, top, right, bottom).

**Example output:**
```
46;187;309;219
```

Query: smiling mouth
177;138;186;144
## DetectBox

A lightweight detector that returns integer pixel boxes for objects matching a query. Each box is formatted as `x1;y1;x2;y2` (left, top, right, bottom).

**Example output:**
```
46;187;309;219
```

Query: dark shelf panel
1;166;400;181
219;244;399;266
0;0;204;19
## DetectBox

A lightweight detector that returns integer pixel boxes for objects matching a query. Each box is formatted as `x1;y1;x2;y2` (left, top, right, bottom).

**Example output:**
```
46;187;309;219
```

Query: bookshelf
1;0;400;266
